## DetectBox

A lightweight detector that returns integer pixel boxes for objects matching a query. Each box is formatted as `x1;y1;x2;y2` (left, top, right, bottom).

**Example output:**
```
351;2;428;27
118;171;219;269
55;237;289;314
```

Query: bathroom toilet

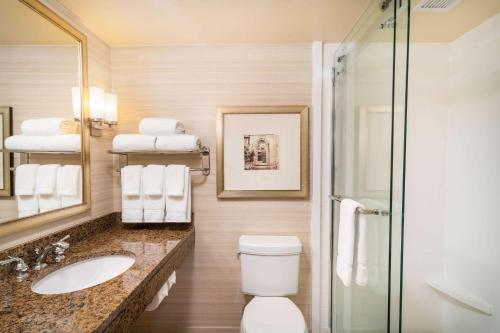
239;235;307;333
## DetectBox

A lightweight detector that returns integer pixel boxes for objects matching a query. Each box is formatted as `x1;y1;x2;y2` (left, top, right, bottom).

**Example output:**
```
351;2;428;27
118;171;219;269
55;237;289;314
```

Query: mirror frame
0;0;91;237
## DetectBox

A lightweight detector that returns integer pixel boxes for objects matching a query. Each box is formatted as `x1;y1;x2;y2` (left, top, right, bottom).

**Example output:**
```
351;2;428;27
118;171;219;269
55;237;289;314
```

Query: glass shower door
331;1;409;332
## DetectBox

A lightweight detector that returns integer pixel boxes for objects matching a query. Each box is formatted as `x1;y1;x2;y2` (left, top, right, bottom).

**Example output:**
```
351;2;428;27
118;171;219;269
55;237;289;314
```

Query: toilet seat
241;296;307;333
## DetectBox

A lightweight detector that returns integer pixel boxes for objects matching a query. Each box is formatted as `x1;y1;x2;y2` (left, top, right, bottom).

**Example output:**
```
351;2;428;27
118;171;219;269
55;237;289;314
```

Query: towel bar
330;195;390;216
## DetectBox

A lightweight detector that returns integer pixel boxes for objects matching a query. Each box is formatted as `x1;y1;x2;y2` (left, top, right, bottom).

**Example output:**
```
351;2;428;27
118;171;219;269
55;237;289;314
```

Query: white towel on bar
121;165;143;196
155;134;200;152
166;168;191;222
139;118;185;136
4;135;43;151
336;199;367;287
21;118;77;136
112;134;156;152
57;165;82;208
15;164;39;195
39;194;62;213
165;164;186;197
17;195;39;218
35;164;60;195
144;210;165;223
142;165;165;196
122;208;143;223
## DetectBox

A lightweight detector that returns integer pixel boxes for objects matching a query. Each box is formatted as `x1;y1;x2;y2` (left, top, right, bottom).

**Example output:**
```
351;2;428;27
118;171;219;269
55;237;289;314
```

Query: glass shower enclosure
331;0;409;332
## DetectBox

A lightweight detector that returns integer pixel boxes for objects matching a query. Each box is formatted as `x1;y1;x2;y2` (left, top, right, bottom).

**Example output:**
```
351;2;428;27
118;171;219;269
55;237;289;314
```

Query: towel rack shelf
108;146;211;176
330;194;390;216
5;150;80;154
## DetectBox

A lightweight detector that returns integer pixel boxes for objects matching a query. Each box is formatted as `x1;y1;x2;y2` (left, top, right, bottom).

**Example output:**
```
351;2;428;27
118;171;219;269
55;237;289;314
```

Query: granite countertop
0;223;194;333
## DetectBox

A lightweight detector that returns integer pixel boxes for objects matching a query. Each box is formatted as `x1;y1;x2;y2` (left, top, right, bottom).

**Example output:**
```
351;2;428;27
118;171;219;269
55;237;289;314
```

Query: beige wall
110;45;312;333
0;0;114;250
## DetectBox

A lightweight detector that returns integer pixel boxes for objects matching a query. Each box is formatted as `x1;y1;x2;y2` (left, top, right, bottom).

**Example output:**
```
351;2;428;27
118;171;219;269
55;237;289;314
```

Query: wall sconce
89;87;118;137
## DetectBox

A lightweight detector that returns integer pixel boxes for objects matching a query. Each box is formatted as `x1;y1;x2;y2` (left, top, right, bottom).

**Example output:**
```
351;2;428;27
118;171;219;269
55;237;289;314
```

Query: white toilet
238;235;307;333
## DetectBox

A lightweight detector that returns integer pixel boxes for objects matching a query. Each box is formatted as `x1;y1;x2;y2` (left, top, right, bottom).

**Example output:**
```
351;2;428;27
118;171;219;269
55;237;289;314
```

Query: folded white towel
144;210;165;222
139;118;185;136
145;271;176;311
112;134;156;152
5;135;43;151
165;164;186;197
166;168;191;222
57;165;82;208
336;199;367;287
121;165;143;196
142;165;165;196
36;164;60;195
17;195;39;218
39;194;62;213
41;134;81;152
4;135;81;152
155;134;200;152
21;118;78;136
15;164;39;195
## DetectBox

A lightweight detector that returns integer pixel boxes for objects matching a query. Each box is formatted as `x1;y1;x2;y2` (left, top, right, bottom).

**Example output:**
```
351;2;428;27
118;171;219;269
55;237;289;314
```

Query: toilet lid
242;297;306;333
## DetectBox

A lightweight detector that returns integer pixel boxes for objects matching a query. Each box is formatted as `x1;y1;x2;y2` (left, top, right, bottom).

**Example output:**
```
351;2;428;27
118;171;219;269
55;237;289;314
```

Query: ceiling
0;0;76;44
57;0;371;45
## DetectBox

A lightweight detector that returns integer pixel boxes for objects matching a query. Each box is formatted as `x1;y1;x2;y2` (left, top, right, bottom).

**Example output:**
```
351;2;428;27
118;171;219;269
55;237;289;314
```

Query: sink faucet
34;235;70;270
0;256;29;282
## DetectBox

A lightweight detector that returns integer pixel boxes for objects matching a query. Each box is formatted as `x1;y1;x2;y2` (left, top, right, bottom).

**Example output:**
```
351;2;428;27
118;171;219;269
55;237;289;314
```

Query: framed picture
0;106;13;197
216;106;309;198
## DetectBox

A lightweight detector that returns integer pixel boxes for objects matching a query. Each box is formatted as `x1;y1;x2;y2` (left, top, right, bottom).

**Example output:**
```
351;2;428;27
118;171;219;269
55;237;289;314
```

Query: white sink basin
31;255;135;295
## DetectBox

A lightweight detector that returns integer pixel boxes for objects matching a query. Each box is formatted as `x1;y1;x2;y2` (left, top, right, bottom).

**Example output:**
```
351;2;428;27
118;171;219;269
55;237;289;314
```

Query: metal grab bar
330;195;390;216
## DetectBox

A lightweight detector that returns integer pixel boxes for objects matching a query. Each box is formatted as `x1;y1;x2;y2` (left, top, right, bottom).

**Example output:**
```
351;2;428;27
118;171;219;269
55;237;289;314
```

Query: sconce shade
89;87;105;120
104;93;118;123
71;87;81;120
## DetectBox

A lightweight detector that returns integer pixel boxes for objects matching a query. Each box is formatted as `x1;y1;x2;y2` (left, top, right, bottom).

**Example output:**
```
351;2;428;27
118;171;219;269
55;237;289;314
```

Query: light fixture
88;87;119;137
71;87;81;121
104;93;118;124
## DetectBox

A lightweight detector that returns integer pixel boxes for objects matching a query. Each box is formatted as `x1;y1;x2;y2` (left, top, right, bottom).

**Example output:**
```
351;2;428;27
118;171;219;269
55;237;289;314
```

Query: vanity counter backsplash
0;213;194;333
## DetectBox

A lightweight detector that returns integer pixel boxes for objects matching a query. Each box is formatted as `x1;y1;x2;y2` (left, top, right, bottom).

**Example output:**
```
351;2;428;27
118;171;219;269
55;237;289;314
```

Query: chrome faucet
33;235;70;270
0;256;29;282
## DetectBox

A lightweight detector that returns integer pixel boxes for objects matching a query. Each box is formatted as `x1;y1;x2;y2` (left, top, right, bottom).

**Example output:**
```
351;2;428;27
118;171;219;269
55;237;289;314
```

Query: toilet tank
239;235;302;296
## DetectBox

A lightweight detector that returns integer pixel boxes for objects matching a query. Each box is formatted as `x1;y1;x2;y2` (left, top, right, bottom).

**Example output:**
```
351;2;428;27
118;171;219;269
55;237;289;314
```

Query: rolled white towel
5;135;44;151
42;134;81;152
155;134;200;152
139;118;185;136
113;134;156;152
21;118;79;136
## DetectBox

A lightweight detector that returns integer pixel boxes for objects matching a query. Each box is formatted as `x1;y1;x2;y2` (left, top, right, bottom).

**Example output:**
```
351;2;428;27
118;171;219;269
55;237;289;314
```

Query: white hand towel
139;118;185;136
142;165;165;196
145;271;176;311
4;135;44;151
17;195;39;218
336;199;367;287
121;165;143;196
112;134;156;152
155;134;200;152
122;208;143;223
21;118;78;136
165;164;186;197
41;134;81;152
57;165;82;208
36;164;60;195
144;210;165;222
165;168;191;222
15;164;39;195
39;194;62;213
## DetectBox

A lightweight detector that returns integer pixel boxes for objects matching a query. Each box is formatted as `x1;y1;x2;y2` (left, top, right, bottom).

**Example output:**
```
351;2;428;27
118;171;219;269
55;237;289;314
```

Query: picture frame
0;106;13;197
216;106;309;199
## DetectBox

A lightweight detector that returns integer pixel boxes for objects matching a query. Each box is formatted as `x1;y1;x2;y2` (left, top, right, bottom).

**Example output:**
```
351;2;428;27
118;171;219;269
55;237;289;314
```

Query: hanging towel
139;118;185;136
336;199;367;287
155;134;200;152
121;165;143;196
15;164;39;195
17;194;39;218
142;165;165;196
21;118;78;135
112;134;156;152
145;271;177;311
121;208;143;223
39;194;62;213
165;164;186;197
35;164;60;195
57;165;82;208
165;168;191;222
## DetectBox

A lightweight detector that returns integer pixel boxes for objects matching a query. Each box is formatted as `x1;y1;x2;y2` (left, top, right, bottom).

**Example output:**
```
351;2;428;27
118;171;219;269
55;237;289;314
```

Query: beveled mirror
0;0;90;236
